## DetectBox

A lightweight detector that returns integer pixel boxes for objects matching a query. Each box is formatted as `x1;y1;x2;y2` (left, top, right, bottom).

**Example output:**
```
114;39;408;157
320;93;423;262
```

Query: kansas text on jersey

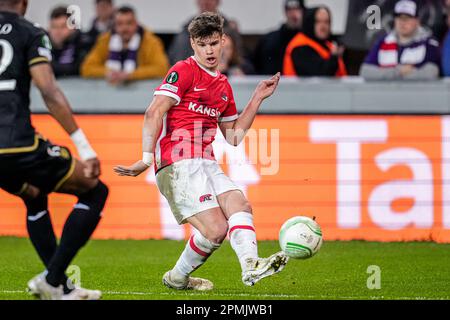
153;56;238;172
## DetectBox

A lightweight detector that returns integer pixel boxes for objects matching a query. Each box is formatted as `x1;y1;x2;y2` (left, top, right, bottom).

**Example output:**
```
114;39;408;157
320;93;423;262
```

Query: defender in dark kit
0;0;108;300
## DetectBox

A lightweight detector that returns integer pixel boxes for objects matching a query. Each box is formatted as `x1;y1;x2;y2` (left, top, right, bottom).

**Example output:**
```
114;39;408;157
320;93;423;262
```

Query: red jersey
153;56;238;172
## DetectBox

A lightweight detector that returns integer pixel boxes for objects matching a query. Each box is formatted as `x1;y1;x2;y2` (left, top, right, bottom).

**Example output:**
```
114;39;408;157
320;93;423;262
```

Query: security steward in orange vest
283;6;347;77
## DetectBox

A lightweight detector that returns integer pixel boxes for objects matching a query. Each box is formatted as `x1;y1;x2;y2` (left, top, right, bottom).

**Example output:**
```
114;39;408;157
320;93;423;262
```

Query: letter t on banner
310;120;388;229
443;117;450;229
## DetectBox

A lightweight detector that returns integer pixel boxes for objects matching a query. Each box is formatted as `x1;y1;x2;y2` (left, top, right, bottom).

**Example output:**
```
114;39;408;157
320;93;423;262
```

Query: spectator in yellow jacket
81;6;169;85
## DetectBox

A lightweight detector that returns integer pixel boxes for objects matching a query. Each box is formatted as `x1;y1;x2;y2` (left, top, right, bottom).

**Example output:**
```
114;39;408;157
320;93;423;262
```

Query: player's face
315;8;331;41
191;33;224;71
20;0;28;16
395;15;419;38
115;12;138;43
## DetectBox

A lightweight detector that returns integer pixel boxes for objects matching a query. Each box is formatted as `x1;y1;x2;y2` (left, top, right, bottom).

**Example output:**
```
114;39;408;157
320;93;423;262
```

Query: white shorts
156;158;241;224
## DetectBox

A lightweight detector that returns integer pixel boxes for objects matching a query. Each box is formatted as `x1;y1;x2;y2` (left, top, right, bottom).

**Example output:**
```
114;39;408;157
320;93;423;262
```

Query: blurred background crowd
39;0;450;85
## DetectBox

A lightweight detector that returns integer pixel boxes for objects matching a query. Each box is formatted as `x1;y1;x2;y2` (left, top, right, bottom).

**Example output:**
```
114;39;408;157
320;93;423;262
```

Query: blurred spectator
253;0;305;75
219;31;254;76
84;0;115;50
342;0;446;75
443;1;450;76
48;6;89;77
168;0;243;65
344;0;447;50
81;6;169;85
360;0;441;81
423;0;448;42
283;6;347;77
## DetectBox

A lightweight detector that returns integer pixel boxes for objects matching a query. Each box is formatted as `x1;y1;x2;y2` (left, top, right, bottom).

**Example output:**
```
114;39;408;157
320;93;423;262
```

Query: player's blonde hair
188;12;224;40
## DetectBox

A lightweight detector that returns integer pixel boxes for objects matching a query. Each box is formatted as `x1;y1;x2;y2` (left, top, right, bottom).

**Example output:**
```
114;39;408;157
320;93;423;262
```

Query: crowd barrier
30;78;450;114
1;114;449;243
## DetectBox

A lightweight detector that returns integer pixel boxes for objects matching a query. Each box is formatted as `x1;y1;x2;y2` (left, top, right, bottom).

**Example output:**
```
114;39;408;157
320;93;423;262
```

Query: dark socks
25;195;73;294
26;195;56;266
46;181;108;287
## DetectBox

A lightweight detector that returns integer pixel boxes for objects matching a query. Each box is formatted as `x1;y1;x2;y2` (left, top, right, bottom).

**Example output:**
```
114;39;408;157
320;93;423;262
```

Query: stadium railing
30;77;450;114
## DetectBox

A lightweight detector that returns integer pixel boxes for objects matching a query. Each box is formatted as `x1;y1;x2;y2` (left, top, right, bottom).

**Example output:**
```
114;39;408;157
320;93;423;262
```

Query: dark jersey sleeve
27;27;52;68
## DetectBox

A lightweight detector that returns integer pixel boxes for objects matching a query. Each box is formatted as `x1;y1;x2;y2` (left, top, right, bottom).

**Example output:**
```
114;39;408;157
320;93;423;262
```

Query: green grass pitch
0;237;449;300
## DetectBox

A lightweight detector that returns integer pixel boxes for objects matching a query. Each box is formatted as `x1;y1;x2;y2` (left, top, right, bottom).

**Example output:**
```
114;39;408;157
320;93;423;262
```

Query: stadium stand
83;0;115;51
48;6;90;77
253;0;305;75
81;6;169;83
360;0;441;81
283;6;347;77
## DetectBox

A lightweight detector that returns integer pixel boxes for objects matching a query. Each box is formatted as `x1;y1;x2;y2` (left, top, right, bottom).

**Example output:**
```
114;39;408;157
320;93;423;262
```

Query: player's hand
253;72;281;101
84;158;101;179
114;160;150;177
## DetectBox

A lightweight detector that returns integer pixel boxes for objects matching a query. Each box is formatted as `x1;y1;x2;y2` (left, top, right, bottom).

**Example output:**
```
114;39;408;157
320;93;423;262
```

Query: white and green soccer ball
279;216;323;259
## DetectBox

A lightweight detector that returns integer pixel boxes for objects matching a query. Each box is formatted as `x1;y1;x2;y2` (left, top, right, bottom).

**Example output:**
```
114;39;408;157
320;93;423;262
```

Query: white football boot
28;274;102;300
163;270;214;291
241;251;289;286
61;287;102;300
27;273;63;300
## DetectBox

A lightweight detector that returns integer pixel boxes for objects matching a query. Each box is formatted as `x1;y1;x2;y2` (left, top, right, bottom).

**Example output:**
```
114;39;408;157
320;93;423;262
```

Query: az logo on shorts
47;146;70;159
199;194;213;203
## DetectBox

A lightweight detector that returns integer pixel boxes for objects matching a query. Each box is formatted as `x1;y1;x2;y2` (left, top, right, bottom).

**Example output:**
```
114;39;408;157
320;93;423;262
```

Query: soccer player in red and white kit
114;12;288;290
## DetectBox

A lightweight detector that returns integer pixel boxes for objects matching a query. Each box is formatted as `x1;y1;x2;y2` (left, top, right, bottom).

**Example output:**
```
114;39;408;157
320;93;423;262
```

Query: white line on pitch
0;290;447;300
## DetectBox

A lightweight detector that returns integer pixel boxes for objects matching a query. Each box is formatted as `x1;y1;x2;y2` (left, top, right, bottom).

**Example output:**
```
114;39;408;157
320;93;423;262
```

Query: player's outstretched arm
114;95;175;177
30;63;100;178
220;73;280;146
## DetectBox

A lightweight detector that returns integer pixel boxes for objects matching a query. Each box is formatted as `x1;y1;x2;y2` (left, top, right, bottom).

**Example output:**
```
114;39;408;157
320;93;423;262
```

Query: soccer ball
279;216;323;259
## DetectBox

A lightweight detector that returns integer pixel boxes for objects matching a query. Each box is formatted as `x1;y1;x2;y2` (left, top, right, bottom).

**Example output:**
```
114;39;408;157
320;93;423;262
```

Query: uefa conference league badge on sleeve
161;72;180;94
166;71;179;84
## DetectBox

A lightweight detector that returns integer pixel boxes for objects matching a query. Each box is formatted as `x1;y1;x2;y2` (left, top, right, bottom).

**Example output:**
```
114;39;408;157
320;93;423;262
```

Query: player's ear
190;37;195;50
21;0;29;16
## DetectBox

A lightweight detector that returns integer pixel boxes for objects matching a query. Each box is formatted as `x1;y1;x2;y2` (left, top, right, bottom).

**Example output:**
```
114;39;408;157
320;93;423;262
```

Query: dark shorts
0;135;75;196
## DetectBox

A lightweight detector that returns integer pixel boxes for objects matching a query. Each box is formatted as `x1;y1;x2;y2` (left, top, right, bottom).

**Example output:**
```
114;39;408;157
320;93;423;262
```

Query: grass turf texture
0;237;449;300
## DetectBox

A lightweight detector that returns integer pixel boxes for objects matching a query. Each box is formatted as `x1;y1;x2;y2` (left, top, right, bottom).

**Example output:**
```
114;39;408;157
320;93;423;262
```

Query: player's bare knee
240;200;253;215
60;160;100;195
205;222;228;244
233;192;253;214
19;185;41;201
21;185;48;214
76;176;100;195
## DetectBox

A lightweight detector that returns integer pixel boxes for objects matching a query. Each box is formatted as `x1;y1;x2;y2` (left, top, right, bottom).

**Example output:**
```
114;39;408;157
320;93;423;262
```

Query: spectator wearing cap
84;0;115;50
48;6;90;77
442;0;450;76
168;0;243;65
81;6;169;85
283;6;347;77
253;0;305;75
360;0;441;81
